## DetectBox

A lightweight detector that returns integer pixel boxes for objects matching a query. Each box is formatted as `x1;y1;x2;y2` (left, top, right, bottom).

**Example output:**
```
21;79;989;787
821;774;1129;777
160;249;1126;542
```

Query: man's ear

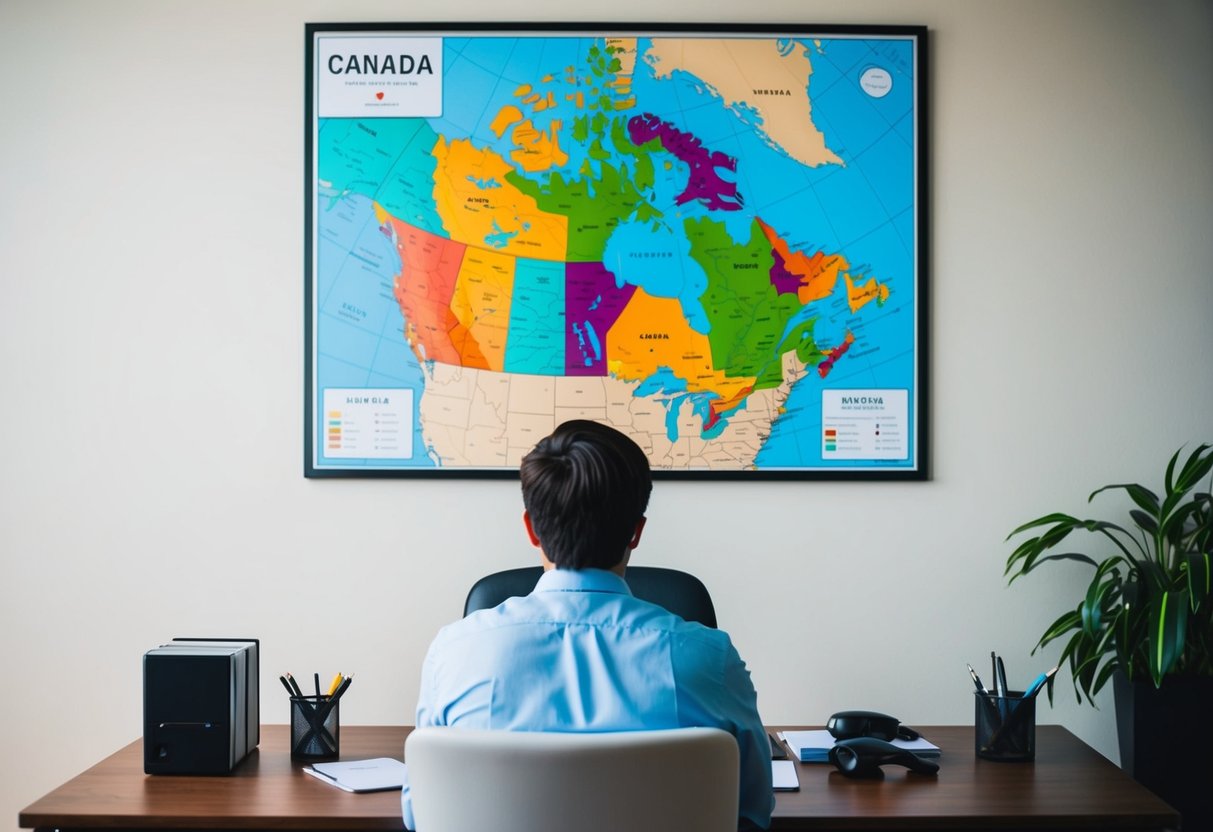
628;516;647;550
523;510;542;547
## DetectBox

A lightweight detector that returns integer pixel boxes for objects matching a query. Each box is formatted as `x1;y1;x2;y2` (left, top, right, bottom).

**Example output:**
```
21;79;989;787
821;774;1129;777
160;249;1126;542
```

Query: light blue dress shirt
402;568;773;830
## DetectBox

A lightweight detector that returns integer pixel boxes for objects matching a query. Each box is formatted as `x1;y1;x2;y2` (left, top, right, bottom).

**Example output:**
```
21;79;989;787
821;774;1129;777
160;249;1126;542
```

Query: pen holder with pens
290;695;339;759
975;690;1035;762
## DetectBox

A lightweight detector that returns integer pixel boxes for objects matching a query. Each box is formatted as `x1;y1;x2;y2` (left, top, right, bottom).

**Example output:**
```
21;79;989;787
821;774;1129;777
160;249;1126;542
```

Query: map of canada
311;32;920;473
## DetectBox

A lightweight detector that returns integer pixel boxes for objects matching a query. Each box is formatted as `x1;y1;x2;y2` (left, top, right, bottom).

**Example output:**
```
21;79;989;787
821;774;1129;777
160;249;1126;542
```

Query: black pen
314;672;321;699
966;662;989;694
285;672;305;698
994;655;1010;720
279;675;296;697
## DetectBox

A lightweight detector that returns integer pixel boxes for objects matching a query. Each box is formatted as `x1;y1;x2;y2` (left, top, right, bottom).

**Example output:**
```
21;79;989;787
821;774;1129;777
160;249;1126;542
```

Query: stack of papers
779;730;940;763
303;758;408;792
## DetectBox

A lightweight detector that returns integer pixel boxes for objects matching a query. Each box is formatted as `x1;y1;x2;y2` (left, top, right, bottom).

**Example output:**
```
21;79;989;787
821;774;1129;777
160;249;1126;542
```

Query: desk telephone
825;711;938;777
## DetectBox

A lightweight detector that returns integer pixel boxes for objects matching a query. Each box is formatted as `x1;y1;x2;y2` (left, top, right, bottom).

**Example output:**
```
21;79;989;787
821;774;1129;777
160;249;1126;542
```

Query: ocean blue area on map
314;192;432;466
602;219;710;333
431;47;508;138
498;37;583;84
857;130;915;217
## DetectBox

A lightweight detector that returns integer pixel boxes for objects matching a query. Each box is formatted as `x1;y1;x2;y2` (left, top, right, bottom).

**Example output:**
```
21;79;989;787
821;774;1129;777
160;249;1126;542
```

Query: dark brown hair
519;420;652;570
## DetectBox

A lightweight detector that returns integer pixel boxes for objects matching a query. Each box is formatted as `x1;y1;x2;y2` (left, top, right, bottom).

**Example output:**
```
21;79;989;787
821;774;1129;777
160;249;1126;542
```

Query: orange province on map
607;289;756;408
757;218;888;312
489;97;569;174
430;136;568;261
386;213;517;372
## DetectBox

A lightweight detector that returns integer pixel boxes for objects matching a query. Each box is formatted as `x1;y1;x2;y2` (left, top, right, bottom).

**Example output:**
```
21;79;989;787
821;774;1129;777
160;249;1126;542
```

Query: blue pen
1022;666;1058;700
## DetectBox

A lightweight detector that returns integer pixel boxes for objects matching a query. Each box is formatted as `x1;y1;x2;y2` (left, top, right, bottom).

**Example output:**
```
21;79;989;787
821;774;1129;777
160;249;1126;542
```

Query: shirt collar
534;568;633;595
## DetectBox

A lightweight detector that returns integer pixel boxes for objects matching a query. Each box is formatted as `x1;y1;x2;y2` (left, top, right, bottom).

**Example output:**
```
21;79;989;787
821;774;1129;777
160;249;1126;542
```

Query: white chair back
405;726;740;832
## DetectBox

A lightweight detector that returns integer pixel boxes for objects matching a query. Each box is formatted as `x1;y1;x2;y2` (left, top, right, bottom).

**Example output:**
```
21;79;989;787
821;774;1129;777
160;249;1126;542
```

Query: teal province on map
313;33;919;471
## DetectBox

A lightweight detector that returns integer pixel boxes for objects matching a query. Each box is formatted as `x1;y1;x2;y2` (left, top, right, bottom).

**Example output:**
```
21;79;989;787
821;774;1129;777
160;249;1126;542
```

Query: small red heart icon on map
376;92;385;100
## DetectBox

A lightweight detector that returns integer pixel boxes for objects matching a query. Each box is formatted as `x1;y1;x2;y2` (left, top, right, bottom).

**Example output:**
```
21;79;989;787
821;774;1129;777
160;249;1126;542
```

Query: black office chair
463;566;718;628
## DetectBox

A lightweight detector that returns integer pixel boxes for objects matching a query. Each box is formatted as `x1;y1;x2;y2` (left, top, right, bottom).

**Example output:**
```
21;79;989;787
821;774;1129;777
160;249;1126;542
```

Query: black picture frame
305;22;928;480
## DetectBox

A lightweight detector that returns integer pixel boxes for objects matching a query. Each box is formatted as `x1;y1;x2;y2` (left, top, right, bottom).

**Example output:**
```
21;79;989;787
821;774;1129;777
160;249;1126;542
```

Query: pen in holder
290;695;339;759
975;690;1035;762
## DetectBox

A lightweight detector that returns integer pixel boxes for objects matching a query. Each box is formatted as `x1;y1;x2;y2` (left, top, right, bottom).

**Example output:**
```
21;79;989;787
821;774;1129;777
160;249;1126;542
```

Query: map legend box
321;389;414;459
821;389;908;460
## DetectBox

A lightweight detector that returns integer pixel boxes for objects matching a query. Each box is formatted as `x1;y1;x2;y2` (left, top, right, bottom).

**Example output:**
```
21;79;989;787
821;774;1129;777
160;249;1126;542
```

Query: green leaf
1073;634;1100;702
1129;509;1158;535
1091;483;1159;516
1161;501;1203;549
1173;444;1213;494
1147;589;1189;685
1006;512;1080;540
1004;519;1093;579
1136;558;1171;591
1037;608;1082;649
1092;658;1120;696
1080;564;1121;637
1185;551;1211;610
1164;447;1180;496
1024;552;1100;570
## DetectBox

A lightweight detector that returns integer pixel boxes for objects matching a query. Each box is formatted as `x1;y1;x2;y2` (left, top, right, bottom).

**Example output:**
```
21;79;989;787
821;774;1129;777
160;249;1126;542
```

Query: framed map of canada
305;22;928;478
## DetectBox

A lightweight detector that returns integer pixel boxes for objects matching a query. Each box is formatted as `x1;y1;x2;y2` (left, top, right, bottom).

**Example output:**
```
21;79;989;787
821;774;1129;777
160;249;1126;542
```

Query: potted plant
1004;443;1212;827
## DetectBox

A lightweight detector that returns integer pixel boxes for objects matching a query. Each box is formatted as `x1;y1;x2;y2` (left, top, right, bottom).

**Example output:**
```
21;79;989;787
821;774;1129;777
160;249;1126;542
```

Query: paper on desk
779;730;940;763
304;757;408;792
772;759;799;791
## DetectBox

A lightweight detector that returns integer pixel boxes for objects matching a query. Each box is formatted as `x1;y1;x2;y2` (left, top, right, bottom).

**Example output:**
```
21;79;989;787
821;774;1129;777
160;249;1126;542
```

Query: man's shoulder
431;590;731;649
430;602;518;644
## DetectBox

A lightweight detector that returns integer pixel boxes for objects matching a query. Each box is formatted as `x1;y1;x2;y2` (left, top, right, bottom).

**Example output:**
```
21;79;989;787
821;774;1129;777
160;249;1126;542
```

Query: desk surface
20;724;1178;831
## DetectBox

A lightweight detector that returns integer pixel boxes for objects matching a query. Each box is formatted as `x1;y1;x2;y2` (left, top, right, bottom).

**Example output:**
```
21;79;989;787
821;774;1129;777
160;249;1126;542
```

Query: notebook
303;758;408;792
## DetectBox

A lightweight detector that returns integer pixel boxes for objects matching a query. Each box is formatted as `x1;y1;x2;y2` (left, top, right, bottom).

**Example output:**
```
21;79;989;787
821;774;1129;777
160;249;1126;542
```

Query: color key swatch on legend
322;389;413;459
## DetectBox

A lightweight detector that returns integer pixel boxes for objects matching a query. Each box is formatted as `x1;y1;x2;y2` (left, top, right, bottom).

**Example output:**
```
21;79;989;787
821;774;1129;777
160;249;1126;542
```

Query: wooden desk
19;725;1178;831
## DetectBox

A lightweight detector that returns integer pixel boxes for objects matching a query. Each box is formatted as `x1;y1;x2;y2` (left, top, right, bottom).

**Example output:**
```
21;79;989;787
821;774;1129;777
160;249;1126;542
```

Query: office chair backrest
463;565;718;627
405;727;739;832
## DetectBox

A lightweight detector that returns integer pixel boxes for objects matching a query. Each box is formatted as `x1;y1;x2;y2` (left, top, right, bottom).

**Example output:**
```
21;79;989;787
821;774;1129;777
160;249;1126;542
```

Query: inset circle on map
859;66;892;98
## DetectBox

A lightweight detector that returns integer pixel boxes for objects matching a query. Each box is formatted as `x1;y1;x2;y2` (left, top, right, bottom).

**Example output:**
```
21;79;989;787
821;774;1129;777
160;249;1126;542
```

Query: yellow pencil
326;672;344;697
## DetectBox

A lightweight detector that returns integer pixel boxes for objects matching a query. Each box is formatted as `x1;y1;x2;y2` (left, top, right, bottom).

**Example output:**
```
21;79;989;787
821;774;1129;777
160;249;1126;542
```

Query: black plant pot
1114;671;1213;830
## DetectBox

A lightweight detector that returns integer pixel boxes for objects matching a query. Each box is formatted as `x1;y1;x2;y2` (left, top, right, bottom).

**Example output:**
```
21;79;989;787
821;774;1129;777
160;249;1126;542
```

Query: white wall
2;0;1210;828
